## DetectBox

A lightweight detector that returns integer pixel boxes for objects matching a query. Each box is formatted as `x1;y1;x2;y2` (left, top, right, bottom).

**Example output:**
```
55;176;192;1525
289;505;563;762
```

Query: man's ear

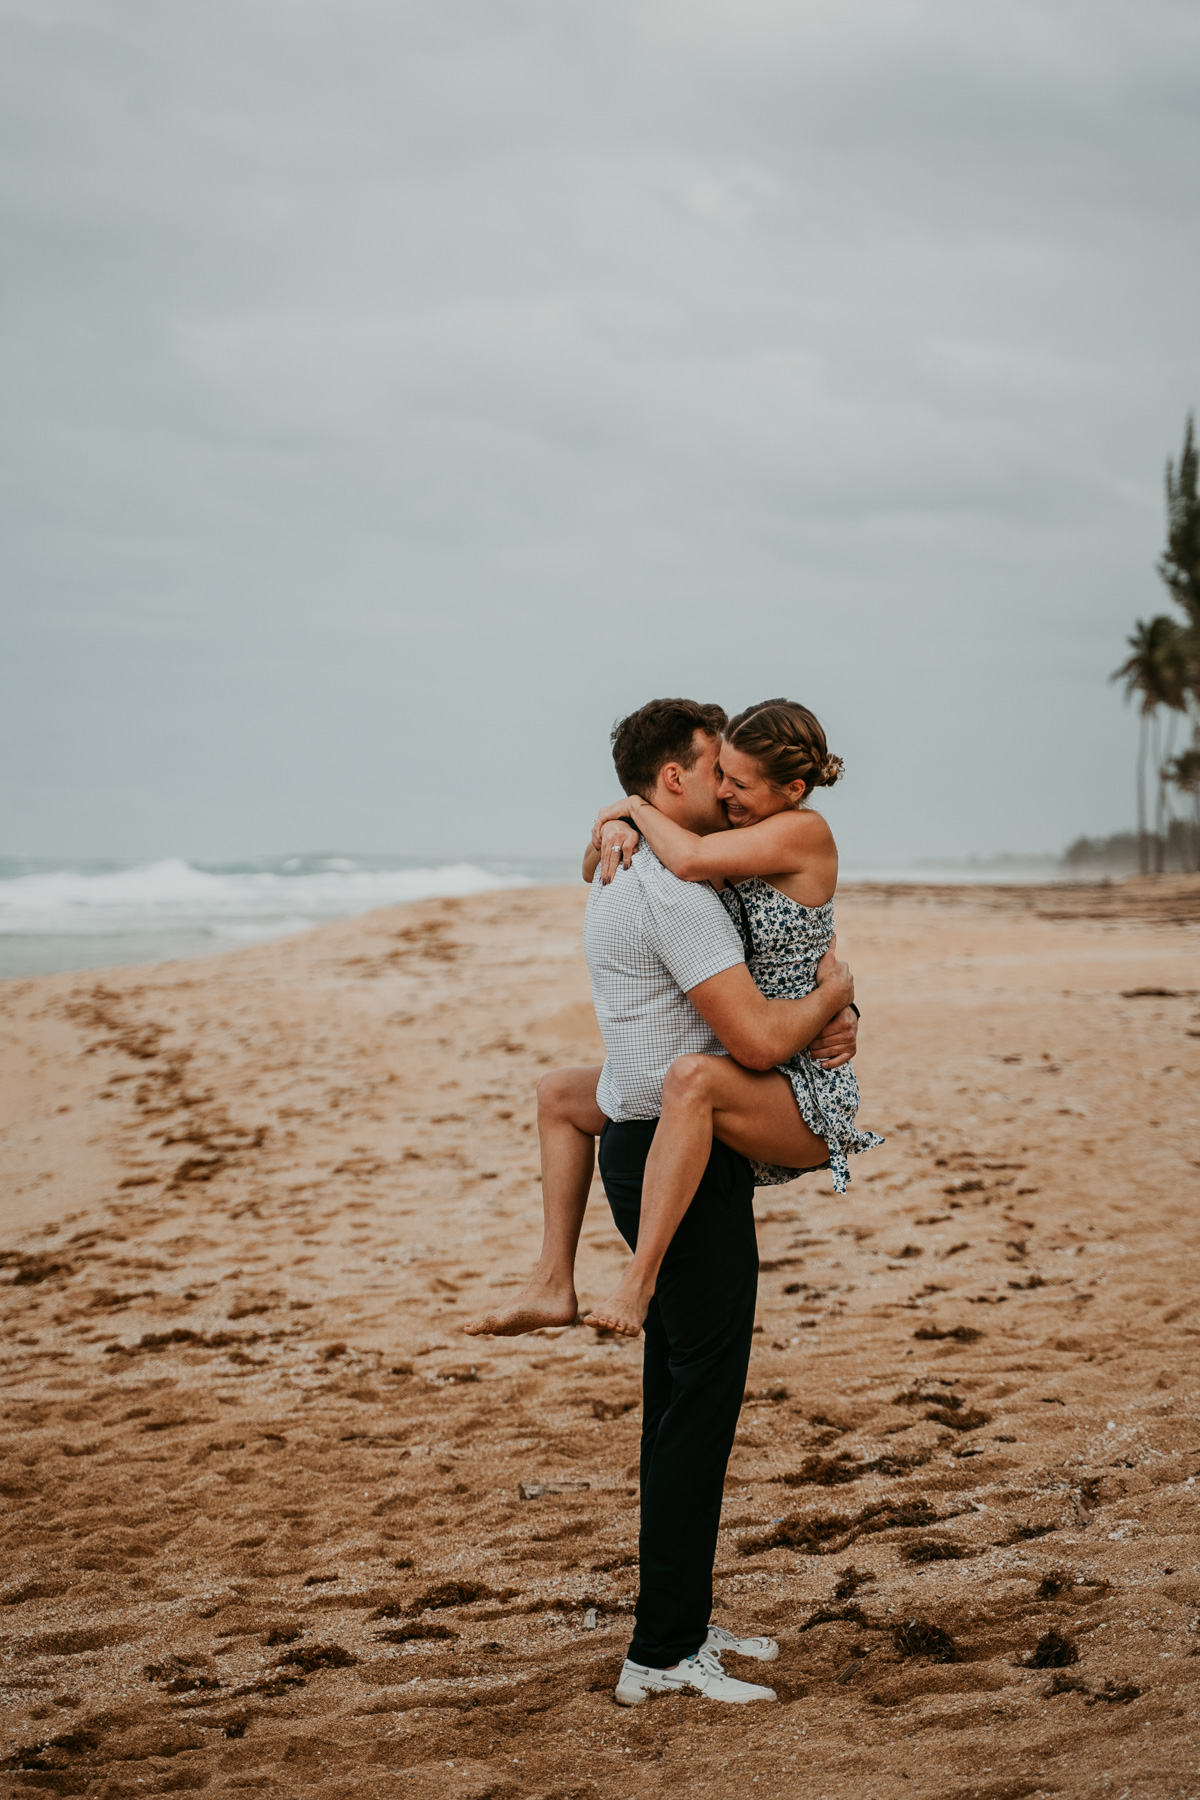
657;761;687;796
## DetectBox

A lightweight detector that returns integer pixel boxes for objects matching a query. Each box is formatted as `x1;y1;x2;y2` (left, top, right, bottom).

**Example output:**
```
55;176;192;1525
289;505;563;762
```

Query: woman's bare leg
464;1066;606;1337
583;1055;826;1337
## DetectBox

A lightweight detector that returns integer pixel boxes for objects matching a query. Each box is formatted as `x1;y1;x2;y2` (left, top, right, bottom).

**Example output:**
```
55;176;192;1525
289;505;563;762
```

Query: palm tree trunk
1137;714;1148;873
1152;711;1164;873
1161;712;1179;871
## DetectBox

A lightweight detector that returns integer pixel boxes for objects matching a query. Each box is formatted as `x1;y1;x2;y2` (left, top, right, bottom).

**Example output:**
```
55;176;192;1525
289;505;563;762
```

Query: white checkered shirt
583;843;746;1121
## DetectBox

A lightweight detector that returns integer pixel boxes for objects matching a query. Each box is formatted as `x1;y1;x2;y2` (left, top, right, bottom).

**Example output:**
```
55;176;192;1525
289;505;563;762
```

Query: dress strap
729;885;756;961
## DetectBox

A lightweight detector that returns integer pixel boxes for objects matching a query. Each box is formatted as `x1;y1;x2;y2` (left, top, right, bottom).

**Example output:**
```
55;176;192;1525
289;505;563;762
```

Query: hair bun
723;697;841;797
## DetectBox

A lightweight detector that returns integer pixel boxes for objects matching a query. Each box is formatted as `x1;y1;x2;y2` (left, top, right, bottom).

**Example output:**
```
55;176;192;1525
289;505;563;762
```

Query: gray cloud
2;0;1198;860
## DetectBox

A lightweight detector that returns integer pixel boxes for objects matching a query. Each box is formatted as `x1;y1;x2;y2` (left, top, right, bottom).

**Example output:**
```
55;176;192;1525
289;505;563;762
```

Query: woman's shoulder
759;805;835;866
786;805;834;841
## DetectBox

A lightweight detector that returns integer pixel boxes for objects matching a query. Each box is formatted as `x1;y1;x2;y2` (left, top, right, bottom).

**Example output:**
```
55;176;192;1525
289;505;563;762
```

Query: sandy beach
2;876;1200;1799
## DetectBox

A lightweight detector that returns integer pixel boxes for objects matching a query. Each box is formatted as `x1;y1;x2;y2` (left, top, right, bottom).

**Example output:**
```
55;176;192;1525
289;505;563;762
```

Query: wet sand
1;877;1199;1799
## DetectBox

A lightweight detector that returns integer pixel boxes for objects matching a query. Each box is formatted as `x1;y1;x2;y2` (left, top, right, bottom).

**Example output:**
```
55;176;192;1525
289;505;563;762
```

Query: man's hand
814;939;853;1014
808;1005;858;1070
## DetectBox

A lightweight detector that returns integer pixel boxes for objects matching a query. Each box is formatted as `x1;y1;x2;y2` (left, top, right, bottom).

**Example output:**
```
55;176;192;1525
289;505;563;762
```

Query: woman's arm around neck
625;797;835;893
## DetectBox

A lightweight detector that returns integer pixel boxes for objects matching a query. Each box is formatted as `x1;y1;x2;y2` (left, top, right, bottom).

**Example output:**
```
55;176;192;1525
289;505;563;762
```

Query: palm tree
1166;746;1200;871
1113;417;1200;874
1158;413;1200;866
1159;413;1200;633
1111;615;1189;872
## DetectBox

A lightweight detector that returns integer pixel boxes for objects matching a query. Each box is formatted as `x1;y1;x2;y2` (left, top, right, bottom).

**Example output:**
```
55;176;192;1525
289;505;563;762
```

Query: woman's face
717;740;805;827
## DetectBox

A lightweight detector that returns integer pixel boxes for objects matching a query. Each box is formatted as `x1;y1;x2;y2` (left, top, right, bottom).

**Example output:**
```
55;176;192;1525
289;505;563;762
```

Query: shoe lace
690;1646;726;1678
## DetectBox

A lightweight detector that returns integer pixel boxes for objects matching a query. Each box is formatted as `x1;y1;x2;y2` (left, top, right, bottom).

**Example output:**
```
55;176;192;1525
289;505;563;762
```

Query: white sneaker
614;1645;777;1706
703;1623;780;1663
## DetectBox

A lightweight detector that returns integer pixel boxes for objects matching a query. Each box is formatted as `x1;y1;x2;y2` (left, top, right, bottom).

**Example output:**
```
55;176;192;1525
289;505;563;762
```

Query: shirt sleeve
641;867;746;994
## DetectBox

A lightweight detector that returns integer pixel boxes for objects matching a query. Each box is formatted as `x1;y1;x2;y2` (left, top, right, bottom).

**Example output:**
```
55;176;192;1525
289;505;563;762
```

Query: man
581;698;857;1707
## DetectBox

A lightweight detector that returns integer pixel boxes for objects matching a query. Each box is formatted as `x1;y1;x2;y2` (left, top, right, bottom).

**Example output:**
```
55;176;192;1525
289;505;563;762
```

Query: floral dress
719;876;883;1191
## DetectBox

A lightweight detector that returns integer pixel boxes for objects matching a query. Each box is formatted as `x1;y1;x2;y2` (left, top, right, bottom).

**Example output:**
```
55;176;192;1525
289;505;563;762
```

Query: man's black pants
598;1118;759;1670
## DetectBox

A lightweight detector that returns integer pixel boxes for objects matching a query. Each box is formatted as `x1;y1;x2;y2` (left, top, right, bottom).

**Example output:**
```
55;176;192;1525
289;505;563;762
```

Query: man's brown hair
610;698;728;798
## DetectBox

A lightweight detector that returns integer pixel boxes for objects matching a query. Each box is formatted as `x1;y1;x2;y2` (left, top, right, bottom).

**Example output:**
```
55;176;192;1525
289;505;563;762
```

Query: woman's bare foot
582;1271;655;1338
463;1274;578;1337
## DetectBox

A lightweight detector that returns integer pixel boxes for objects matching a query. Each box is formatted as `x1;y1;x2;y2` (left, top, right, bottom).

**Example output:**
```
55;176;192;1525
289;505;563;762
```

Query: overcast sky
3;0;1198;863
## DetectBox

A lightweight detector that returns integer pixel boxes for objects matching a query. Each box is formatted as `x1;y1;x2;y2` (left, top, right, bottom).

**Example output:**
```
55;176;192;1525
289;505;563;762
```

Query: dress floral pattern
719;877;883;1191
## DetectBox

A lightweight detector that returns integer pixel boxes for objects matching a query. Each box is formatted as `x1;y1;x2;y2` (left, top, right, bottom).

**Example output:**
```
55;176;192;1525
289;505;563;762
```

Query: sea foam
0;856;535;940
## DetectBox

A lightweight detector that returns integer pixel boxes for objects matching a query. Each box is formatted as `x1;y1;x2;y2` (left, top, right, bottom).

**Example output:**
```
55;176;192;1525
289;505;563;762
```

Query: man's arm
686;949;854;1071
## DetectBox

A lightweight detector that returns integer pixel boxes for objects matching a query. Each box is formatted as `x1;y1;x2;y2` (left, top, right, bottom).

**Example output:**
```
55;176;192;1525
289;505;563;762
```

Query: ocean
0;851;1069;981
0;854;576;981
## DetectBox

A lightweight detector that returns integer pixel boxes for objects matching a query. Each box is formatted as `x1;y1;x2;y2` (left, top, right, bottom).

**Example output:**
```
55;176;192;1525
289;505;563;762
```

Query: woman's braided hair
723;698;843;796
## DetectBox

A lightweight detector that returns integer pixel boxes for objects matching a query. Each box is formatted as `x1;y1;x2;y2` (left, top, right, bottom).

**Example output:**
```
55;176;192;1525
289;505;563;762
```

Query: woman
465;698;881;1341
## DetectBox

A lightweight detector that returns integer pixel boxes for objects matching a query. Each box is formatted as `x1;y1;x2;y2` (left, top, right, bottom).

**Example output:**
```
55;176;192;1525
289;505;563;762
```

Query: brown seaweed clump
892;1618;958;1662
1024;1629;1079;1670
741;1499;939;1557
